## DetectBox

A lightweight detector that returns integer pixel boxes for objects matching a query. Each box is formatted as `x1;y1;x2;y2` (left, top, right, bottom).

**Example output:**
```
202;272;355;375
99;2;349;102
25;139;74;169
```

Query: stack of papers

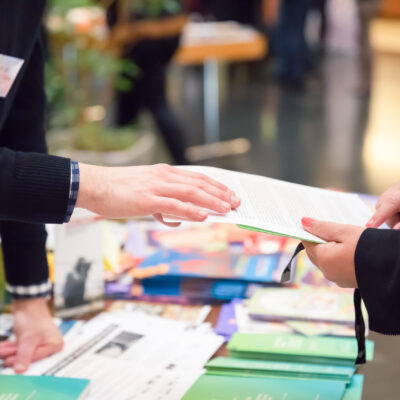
227;333;374;366
3;310;224;400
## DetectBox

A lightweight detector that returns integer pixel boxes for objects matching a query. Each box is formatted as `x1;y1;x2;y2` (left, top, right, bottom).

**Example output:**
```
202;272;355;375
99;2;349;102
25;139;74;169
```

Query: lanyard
282;242;366;365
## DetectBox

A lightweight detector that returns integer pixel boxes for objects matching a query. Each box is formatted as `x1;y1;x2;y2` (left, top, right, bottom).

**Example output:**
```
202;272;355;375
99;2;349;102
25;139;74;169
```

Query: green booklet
206;357;355;382
182;374;347;400
343;375;364;400
0;375;90;400
227;333;374;366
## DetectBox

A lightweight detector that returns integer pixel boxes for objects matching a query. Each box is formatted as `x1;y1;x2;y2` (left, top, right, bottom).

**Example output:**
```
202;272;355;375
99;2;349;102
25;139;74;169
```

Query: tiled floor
168;51;400;399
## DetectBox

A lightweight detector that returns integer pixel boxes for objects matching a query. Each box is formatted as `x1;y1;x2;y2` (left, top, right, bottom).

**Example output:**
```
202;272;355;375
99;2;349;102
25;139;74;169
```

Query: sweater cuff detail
6;279;51;299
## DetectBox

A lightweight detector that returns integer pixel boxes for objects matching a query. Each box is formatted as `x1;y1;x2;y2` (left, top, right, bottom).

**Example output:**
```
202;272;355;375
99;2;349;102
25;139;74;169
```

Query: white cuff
6;279;52;298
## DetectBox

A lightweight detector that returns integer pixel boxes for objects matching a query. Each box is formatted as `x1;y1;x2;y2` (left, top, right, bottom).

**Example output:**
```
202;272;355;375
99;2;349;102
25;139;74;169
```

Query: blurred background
45;0;400;196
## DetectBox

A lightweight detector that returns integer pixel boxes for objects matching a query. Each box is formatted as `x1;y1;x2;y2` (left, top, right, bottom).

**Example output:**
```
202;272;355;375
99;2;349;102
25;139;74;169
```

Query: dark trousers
277;0;310;83
116;36;187;165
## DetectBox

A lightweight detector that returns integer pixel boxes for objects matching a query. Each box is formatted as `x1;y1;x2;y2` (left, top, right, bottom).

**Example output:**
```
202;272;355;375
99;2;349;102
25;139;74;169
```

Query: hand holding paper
301;218;363;288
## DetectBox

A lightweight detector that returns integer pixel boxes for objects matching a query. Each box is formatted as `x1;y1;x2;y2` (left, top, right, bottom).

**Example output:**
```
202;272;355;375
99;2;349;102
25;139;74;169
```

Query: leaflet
170;166;372;243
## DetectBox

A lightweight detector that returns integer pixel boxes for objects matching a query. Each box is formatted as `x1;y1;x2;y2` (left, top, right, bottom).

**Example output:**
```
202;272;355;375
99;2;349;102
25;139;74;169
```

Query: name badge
0;54;24;98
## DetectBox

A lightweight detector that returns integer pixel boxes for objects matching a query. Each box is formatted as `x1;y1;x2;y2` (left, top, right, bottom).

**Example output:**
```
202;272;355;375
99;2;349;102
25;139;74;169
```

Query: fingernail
198;210;208;219
301;217;315;228
231;196;240;205
366;218;375;227
15;363;25;372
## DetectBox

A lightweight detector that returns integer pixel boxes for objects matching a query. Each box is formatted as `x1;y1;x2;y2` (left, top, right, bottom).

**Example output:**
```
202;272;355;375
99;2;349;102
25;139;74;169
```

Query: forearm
355;228;400;334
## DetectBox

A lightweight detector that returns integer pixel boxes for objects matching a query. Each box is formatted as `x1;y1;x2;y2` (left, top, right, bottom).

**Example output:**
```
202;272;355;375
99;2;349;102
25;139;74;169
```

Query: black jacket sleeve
0;32;70;294
355;228;400;334
0;34;71;225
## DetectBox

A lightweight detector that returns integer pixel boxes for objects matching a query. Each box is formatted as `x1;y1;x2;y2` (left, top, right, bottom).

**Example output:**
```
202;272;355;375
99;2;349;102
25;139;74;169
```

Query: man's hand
300;217;365;288
77;164;241;224
0;298;63;373
367;181;400;229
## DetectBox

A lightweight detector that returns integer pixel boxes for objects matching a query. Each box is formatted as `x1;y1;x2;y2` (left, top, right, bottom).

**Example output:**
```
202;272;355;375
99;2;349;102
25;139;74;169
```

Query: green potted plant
45;0;157;166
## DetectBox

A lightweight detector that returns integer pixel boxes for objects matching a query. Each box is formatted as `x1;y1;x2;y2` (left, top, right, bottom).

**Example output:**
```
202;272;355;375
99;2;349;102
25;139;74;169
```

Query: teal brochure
182;374;346;400
0;375;90;400
206;357;355;382
227;333;374;365
342;375;364;400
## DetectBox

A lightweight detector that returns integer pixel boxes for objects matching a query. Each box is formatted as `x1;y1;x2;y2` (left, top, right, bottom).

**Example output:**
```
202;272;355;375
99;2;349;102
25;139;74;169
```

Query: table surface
175;33;267;65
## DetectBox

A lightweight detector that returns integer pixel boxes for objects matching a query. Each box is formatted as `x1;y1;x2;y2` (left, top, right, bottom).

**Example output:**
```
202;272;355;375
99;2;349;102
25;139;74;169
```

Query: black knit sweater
0;1;71;289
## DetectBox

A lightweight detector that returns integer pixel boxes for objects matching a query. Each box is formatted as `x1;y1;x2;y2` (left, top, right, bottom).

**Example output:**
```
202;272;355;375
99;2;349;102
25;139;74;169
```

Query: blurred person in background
107;0;189;165
357;0;381;94
276;0;311;90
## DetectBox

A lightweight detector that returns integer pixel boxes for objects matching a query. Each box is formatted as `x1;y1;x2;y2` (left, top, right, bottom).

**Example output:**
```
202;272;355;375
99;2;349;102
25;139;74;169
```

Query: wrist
12;297;50;315
76;163;104;212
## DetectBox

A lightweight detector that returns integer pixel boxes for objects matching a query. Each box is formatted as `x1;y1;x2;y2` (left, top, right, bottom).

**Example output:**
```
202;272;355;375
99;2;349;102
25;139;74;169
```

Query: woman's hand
300;217;365;288
0;298;64;373
77;164;240;225
367;181;400;229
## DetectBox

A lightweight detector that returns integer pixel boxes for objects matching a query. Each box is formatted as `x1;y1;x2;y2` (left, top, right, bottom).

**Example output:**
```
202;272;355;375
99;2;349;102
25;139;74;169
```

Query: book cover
206;357;355;382
0;375;90;400
227;333;374;365
247;287;355;325
182;374;346;400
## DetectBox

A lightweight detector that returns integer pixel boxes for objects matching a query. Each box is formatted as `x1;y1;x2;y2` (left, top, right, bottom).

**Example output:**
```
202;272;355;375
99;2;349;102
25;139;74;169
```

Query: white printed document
4;311;223;400
172;166;373;243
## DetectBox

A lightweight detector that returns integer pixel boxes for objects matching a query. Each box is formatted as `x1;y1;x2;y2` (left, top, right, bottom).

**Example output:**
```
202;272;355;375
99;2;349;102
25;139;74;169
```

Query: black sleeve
355;228;400;334
0;34;71;225
0;32;70;296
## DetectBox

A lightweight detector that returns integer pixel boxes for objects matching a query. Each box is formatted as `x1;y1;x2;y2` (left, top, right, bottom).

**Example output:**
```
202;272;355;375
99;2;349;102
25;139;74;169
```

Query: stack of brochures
215;287;361;341
183;332;373;400
103;219;292;303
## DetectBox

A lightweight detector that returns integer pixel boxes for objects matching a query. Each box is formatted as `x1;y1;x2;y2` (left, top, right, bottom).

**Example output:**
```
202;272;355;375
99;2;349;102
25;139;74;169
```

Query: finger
302;241;320;263
0;343;17;359
30;343;63;363
13;337;39;373
367;202;398;228
394;221;400;230
386;214;400;228
152;197;208;221
164;174;241;209
172;167;230;192
153;213;181;227
301;217;346;242
158;183;232;214
3;355;15;367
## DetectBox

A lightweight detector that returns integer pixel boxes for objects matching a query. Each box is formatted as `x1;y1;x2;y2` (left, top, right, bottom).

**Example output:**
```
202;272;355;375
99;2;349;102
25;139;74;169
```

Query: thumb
367;202;397;228
301;217;345;242
14;336;38;373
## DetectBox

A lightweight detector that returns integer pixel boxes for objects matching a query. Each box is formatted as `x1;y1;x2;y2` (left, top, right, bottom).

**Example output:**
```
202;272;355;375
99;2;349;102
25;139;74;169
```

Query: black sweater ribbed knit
0;1;71;288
